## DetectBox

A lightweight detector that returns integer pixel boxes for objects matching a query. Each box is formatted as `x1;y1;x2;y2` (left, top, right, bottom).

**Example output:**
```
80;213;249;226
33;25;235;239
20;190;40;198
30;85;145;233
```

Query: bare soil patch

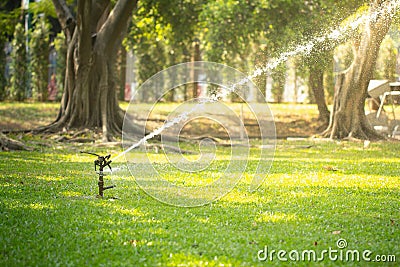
0;102;321;139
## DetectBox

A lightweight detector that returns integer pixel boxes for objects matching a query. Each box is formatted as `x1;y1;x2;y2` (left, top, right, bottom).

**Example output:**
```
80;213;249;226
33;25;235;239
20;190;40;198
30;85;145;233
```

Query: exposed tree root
0;133;33;151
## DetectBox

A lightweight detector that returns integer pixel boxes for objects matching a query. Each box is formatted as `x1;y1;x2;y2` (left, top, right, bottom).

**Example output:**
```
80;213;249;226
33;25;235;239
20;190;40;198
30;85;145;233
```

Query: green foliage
127;0;378;104
0;38;7;100
334;42;354;73
200;0;258;67
5;0;394;105
0;4;20;100
128;0;204;88
0;4;20;39
29;0;57;18
128;4;168;86
9;22;28;101
287;1;367;103
270;63;286;103
375;31;398;81
53;32;66;100
30;15;50;102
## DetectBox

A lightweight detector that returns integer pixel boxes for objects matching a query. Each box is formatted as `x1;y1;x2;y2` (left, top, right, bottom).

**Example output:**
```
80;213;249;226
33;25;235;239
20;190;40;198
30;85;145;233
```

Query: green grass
0;139;399;266
0;102;59;131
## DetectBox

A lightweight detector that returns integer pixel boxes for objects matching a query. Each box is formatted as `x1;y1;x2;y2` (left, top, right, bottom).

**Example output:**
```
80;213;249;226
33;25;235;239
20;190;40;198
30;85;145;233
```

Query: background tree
53;32;66;100
128;0;203;101
198;0;364;104
0;39;7;100
9;22;28;101
45;0;139;141
270;63;286;103
323;0;394;139
0;1;20;100
30;15;50;101
318;1;370;126
307;56;331;126
374;32;398;80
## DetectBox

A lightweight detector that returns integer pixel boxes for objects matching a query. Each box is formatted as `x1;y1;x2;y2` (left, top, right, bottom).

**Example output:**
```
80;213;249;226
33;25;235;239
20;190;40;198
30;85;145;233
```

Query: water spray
81;151;115;198
115;0;400;162
80;0;400;205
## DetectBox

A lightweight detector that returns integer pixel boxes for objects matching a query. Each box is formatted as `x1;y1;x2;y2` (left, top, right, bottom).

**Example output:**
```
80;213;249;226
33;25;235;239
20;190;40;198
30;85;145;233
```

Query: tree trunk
118;46;127;101
44;0;138;141
323;0;393;140
309;67;330;126
271;63;286;103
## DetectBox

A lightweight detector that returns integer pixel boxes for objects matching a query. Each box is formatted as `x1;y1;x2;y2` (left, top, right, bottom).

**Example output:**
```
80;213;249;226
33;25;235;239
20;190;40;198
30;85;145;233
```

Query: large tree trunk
45;0;138;141
322;0;393;140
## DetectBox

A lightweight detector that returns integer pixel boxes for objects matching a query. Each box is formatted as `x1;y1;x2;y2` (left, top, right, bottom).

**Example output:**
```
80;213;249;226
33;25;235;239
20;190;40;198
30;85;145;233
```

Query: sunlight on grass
28;202;54;210
0;140;399;266
163;252;238;267
2;200;54;211
255;211;298;223
61;191;83;197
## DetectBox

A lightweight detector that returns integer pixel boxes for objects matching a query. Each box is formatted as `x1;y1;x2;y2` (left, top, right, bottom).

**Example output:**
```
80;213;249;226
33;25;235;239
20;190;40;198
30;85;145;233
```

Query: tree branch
96;0;137;53
51;0;75;39
91;0;111;34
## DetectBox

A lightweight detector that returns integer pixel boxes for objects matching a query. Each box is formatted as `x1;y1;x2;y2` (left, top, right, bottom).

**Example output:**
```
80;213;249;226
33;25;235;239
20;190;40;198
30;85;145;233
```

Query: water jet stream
113;1;399;162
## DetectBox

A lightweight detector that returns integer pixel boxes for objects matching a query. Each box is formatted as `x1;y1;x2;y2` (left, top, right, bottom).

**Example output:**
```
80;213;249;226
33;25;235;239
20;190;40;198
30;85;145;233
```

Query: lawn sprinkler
81;151;115;197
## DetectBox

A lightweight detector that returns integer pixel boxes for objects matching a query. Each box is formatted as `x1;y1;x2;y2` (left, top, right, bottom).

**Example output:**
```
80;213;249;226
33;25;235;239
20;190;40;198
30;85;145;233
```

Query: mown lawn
0;138;399;266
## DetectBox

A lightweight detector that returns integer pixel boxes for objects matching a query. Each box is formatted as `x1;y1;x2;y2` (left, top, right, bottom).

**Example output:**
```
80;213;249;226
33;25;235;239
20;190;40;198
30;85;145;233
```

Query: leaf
323;165;338;171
